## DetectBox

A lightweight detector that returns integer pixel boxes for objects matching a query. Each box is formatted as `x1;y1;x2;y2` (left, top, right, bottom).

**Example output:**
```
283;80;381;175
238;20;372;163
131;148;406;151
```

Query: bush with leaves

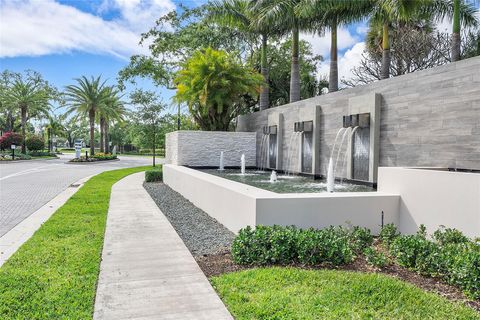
433;227;469;246
364;247;388;268
25;135;45;151
0;132;23;150
145;169;163;182
379;223;400;247
348;226;374;253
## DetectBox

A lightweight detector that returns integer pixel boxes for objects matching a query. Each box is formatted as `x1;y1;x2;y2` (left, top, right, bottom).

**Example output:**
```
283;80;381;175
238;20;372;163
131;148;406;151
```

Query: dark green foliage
25;135;45;151
389;226;480;299
363;247;388;268
296;227;354;265
433;227;469;246
145;168;163;182
232;225;354;266
379;223;400;246
348;226;374;253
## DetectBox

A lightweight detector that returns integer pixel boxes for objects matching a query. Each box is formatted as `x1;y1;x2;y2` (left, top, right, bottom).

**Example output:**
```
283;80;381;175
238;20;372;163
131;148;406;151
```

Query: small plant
364;247;388;268
349;226;374;253
379;223;400;247
25;135;45;151
145;169;163;182
433;227;469;246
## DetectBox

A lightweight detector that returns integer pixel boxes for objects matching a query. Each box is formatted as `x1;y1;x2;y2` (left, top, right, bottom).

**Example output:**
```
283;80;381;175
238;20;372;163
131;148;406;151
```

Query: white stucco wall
165;131;256;167
163;164;400;234
377;167;480;238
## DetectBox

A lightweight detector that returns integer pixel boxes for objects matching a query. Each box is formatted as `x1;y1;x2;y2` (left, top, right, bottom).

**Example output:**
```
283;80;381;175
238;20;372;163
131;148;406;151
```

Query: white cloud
318;42;366;86
0;0;175;59
301;27;358;58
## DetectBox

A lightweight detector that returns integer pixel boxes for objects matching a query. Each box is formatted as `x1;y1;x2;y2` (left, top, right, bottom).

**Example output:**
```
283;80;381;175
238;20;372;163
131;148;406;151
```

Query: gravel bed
144;182;235;256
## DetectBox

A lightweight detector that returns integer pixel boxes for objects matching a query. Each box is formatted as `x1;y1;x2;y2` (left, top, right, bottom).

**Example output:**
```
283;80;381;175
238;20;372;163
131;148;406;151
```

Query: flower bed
232;224;480;300
69;153;118;162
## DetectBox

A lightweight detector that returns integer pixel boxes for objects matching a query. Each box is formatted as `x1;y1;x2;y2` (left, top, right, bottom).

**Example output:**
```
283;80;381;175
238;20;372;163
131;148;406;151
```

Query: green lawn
0;166;152;319
211;267;480;320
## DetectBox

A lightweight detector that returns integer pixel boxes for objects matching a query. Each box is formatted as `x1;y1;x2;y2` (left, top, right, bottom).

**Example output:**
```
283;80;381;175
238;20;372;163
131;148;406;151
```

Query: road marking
0;164;62;181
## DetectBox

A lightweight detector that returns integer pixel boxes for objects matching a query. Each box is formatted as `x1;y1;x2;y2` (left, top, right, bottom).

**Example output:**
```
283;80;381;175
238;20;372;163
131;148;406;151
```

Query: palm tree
427;0;478;61
360;0;433;80
97;87;126;153
209;0;273;110
254;0;318;103
4;71;54;153
64;76;109;156
45;114;66;153
297;0;367;92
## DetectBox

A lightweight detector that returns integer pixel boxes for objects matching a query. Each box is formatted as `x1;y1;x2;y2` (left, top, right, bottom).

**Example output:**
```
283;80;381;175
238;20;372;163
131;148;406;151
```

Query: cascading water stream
326;127;347;192
340;126;359;183
219;151;224;171
284;132;296;175
240;154;246;175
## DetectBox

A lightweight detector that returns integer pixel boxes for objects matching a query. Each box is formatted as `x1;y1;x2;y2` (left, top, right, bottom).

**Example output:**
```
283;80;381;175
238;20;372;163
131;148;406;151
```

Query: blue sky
1;0;473;112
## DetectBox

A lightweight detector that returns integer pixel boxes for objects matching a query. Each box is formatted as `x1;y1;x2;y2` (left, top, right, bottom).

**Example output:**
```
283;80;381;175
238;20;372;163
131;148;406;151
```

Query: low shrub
348;226;374;253
297;227;354;265
0;152;31;160
25;135;45;151
27;151;56;157
433;227;469;246
0;132;23;150
145;169;163;182
364;247;388;268
92;152;117;160
232;225;353;266
379;223;400;247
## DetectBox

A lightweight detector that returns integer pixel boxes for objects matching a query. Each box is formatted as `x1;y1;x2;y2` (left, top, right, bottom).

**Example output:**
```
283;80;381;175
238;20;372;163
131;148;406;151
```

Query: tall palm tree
361;0;431;80
64;76;109;156
209;0;273;110
4;72;54;153
298;0;367;92
427;0;478;61
98;87;126;153
254;0;318;103
45;114;66;153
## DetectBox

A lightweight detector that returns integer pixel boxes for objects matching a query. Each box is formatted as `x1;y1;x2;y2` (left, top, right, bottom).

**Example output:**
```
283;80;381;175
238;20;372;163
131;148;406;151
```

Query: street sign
11;144;16;150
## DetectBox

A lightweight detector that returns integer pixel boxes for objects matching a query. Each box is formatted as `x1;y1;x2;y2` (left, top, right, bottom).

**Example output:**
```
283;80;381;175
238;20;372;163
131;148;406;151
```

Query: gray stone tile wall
237;57;480;175
165;131;256;167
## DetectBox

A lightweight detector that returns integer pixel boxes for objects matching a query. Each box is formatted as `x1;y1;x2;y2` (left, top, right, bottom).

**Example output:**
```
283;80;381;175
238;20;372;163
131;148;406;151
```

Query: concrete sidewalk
94;172;232;320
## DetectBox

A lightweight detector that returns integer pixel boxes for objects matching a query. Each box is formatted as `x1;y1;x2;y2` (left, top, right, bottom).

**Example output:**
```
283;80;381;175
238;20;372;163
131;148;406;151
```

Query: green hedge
145;168;162;182
232;224;480;300
232;225;373;267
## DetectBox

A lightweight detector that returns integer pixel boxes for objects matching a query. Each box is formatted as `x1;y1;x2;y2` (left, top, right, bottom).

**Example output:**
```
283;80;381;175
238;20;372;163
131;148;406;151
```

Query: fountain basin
163;164;399;233
201;169;374;193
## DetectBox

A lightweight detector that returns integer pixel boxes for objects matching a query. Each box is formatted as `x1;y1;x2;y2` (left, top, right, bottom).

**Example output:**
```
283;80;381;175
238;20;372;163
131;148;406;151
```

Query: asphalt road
0;154;157;237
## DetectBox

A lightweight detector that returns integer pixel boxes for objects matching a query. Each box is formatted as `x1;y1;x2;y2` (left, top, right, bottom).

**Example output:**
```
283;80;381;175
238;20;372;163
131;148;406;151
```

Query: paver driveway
0;154;156;236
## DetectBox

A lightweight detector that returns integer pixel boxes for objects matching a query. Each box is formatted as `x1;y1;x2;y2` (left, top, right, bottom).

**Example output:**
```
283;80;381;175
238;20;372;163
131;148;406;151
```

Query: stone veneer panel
237;56;480;177
165;131;256;167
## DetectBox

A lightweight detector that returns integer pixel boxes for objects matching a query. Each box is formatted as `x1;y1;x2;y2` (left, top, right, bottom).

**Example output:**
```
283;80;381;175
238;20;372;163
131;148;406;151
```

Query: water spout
270;170;278;183
327;158;335;192
219;151;224;171
240;154;246;175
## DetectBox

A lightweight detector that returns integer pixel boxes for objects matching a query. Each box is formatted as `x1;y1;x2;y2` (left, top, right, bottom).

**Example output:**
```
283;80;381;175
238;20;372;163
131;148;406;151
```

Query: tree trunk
451;0;461;61
89;109;95;156
21;106;27;153
48;128;52;153
290;25;301;103
381;23;391;80
99;117;105;153
260;33;270;110
328;19;338;92
104;121;109;153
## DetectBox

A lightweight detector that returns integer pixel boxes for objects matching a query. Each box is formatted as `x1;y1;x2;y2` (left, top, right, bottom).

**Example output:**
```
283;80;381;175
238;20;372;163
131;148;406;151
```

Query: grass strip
0;166;152;319
211;267;480;319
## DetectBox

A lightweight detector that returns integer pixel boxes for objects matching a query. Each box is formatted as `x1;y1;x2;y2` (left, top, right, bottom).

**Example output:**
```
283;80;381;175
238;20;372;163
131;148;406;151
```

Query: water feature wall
237;57;480;180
